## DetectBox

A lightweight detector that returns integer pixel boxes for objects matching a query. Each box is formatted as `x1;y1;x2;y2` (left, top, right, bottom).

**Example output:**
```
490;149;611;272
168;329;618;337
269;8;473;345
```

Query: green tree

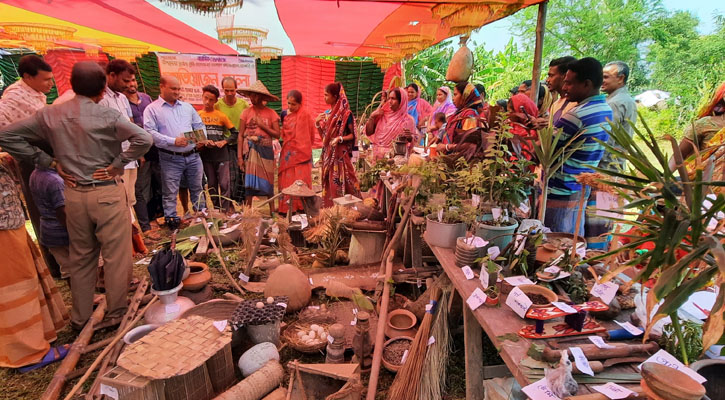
470;38;532;102
403;41;453;101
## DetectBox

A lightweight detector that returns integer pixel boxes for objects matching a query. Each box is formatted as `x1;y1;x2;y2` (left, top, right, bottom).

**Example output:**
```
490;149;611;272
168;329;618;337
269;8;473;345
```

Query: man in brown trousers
0;61;152;330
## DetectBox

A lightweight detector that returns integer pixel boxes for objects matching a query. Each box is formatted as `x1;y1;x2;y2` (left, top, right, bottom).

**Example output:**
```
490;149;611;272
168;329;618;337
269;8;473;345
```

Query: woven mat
118;315;232;379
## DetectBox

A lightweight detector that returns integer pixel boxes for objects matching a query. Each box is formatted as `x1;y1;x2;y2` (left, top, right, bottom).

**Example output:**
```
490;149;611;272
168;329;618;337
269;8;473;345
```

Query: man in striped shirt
544;57;613;236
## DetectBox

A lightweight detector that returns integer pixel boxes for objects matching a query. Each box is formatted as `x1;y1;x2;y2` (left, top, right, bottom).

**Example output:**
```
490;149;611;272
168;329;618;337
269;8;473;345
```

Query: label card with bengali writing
461;265;475;280
487;246;501;259
519;201;530;214
614;320;643;336
569;346;594;376
480;270;489;288
327;335;334;344
588;336;615;349
504;275;535;286
238;272;250;283
491;207;502;221
592;382;634;399
466;287;488;311
212;320;228;332
506;287;533;318
551;301;578;314
350;318;357;326
590;281;618;305
522;378;562;400
640;349;707;383
472;194;481;208
100;384;119;400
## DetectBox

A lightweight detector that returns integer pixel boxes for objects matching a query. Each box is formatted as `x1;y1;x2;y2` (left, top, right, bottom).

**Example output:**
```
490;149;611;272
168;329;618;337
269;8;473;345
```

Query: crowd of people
0;50;722;372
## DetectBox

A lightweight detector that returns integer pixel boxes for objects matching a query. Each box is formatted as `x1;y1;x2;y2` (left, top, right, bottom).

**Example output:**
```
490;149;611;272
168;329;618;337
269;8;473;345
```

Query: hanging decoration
101;43;150;62
0;23;76;54
159;0;243;15
249;46;282;63
385;33;434;57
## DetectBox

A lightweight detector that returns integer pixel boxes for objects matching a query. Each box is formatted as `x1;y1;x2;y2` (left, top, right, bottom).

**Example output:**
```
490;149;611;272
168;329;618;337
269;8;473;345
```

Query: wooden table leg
463;302;485;400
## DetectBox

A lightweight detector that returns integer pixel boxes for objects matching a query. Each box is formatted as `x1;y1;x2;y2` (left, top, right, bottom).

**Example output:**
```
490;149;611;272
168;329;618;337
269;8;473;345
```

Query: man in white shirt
98;60;139;207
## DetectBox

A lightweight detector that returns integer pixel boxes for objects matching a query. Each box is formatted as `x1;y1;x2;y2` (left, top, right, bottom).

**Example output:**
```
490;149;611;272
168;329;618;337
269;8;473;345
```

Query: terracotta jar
182;262;211;291
384;309;417;339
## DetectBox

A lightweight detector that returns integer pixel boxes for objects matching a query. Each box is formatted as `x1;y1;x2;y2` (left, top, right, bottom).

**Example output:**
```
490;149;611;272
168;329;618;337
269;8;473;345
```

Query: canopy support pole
530;1;548;104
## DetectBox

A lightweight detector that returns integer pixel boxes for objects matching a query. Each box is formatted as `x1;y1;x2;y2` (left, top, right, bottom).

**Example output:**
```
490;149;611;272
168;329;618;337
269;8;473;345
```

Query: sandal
18;344;70;373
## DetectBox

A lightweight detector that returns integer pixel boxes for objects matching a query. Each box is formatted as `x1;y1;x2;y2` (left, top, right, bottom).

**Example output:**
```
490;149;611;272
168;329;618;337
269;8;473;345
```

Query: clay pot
382;336;414;374
182;262;211;291
384;309;417;339
485;293;499;306
641;362;706;400
518;284;558;308
180;284;214;305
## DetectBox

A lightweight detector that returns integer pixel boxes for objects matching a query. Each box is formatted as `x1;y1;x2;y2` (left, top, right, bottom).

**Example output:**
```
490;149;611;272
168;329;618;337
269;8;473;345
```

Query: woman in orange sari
316;83;361;207
279;90;314;215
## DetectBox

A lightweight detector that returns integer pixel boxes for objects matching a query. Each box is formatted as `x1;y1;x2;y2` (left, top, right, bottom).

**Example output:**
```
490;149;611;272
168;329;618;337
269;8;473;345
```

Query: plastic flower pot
425;214;466;249
475;214;519;250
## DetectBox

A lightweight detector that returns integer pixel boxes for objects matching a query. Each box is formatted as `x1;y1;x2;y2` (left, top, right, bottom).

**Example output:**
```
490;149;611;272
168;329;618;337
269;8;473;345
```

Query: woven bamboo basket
282;321;331;353
98;365;166;400
118;315;234;400
213;360;284;400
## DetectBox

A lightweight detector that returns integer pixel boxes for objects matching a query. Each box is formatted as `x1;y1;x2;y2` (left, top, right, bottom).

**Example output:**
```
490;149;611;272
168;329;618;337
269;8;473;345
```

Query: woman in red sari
279;90;314;215
441;82;480;154
507;93;539;161
316;83;361;207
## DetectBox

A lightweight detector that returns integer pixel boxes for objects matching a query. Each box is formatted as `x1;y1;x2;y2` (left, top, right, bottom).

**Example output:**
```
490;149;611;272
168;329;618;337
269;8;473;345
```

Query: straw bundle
576;172;622;194
419;279;453;399
213;360;284;400
386;282;441;400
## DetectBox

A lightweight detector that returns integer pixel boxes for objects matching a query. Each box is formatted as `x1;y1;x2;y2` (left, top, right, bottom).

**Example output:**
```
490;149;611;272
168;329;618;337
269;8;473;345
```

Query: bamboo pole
62;296;159;400
201;216;246;295
530;1;548;105
86;277;150;398
41;298;107;400
571;185;588;262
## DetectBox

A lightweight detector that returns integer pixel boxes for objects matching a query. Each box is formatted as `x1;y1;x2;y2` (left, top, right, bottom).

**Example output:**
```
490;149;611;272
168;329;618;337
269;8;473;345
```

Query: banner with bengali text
156;53;256;105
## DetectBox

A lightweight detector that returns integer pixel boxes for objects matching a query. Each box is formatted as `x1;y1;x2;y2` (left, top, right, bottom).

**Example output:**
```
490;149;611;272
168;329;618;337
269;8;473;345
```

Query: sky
150;0;722;55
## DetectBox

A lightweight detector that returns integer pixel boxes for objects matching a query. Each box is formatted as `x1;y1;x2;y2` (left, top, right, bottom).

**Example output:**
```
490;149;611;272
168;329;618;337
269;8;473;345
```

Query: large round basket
282;321;331;354
180;299;240;321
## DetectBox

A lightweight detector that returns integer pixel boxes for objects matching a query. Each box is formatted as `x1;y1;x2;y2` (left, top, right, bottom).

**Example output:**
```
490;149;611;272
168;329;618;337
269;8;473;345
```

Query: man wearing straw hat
143;75;207;230
236;80;281;216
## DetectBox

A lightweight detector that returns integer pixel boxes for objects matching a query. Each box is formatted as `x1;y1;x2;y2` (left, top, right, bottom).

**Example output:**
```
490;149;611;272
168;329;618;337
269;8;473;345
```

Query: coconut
264;263;311;312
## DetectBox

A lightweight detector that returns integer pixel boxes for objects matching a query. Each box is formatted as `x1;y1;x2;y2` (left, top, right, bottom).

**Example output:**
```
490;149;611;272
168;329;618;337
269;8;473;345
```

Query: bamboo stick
245;219;267;277
86;277;150;398
571;185;588;262
41;298;107;400
201;216;246;295
62;296;158;400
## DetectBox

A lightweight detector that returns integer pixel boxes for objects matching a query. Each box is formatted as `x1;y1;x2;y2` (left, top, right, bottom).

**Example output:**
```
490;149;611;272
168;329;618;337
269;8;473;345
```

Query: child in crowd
198;85;238;213
427;112;447;146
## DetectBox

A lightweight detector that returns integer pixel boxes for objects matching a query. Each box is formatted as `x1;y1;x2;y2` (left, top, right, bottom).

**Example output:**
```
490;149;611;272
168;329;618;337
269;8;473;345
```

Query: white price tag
461;265;475;280
213;320;228;332
491;207;502;221
522;378;562;400
506;287;533;318
189;235;199;242
238;272;250;283
552;302;577;314
545;266;561;274
590;281;618;304
100;384;119;400
487;245;500;259
480;270;489;288
519;201;530;214
504;275;535;286
514;236;527;255
472;194;481;208
588;336;615;349
640;349;707;383
350;318;357;326
425;303;433;312
427;336;436;346
471;236;488;248
466;287;488;311
327;335;334;344
416;278;422;288
595;192;621;219
401;349;409;364
309;277;314;285
276;302;287;309
569;347;594;376
576;242;586;258
308;305;320;310
437;208;443;222
352;308;358;315
614;320;643;336
592;382;634;399
165;303;180;314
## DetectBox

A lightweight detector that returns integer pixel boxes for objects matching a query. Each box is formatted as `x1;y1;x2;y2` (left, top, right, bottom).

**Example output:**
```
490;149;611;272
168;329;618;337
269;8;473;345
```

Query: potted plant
591;115;725;365
468;123;535;249
484;285;499;306
424;199;469;249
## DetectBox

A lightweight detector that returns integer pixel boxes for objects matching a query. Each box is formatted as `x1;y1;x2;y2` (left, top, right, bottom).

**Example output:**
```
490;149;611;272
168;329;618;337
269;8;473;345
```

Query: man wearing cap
143;75;207;230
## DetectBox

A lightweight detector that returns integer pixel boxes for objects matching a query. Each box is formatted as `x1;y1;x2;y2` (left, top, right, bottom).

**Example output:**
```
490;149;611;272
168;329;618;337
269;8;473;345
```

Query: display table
427;240;643;400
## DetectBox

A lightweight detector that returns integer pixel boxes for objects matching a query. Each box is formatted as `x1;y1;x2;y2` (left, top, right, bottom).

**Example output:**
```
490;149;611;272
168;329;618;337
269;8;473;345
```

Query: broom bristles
419;284;452;400
386;282;441;400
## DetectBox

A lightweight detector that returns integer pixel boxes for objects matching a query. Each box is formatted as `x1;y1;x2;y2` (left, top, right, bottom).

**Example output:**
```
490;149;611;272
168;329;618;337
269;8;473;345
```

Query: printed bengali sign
156;53;257;105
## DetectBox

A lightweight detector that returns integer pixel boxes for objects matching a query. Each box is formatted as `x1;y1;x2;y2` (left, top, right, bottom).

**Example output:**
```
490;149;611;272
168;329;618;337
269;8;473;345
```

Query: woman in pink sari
365;87;417;160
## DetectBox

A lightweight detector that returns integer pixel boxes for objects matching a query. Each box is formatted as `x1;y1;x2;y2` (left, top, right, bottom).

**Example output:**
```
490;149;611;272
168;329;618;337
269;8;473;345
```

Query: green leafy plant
359;159;393;192
659;319;704;364
591;115;725;364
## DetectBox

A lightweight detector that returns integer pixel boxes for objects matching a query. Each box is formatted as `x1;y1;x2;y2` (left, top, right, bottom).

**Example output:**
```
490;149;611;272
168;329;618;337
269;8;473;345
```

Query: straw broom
386;280;441;400
419;278;452;400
